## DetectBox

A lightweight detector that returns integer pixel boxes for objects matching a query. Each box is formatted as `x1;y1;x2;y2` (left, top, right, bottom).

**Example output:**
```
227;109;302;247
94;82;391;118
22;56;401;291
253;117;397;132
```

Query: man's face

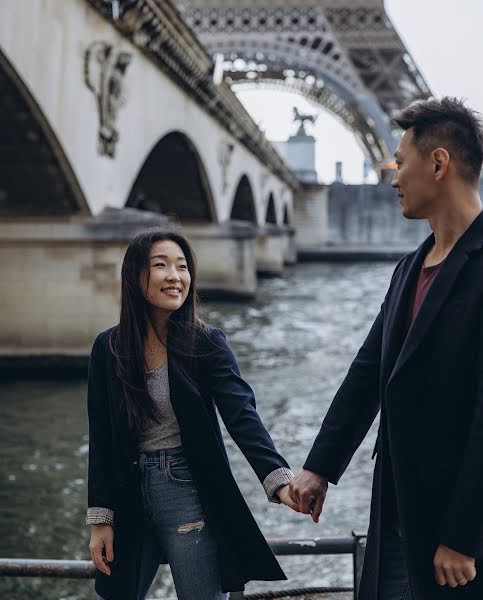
391;128;437;219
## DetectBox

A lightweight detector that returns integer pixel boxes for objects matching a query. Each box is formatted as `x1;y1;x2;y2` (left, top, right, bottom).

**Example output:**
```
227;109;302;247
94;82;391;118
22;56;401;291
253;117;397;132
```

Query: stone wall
327;183;429;246
293;184;329;247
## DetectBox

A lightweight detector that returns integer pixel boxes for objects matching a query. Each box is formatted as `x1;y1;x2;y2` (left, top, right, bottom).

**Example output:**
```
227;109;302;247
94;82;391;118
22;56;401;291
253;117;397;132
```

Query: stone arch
265;192;277;224
0;50;88;217
127;131;216;223
230;174;257;223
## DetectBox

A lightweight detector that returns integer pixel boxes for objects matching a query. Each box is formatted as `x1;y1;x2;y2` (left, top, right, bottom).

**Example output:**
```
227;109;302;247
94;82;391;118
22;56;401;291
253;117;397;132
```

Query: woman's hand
276;484;300;512
89;524;114;576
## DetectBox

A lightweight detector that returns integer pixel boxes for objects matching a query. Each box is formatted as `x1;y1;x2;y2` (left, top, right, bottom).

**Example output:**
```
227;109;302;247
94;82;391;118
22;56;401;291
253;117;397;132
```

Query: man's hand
89;524;114;576
433;544;476;588
289;469;329;523
276;484;300;512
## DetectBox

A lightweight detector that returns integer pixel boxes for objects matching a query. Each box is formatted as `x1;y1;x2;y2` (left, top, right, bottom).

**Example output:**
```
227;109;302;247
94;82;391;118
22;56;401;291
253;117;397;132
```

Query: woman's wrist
86;507;114;526
263;467;295;503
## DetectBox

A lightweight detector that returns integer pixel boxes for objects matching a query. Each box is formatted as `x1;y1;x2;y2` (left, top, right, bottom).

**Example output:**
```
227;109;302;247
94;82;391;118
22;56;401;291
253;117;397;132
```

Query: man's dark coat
305;212;483;599
87;326;289;600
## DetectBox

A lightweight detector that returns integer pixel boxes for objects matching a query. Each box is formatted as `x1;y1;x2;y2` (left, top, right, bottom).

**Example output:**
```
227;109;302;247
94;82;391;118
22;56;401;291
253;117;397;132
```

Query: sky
235;0;483;184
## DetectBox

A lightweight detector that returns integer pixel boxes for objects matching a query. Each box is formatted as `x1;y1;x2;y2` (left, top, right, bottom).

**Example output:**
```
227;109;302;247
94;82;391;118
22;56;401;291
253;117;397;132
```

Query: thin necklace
147;337;166;353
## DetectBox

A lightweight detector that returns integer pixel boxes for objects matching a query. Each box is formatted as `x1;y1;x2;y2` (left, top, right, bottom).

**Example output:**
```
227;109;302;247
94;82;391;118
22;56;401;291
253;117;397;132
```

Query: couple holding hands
87;98;483;600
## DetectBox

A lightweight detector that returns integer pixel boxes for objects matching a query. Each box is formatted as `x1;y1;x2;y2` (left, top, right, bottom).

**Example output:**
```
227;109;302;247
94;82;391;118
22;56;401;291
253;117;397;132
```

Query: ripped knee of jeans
177;520;205;534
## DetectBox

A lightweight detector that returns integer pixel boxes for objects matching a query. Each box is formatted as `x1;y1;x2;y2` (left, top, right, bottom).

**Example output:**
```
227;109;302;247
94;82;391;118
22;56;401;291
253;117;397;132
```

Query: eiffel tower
175;0;432;168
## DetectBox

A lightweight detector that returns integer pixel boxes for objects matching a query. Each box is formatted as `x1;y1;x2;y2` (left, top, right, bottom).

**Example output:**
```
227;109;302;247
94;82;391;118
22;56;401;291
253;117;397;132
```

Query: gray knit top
138;362;181;451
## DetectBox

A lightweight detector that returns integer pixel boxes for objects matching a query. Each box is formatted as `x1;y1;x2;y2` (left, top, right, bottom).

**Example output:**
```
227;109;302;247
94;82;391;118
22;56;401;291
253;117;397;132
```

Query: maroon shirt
408;261;443;327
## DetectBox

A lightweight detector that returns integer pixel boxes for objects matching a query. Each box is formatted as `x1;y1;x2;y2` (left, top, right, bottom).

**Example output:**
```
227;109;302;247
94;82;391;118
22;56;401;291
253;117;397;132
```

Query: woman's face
141;240;191;314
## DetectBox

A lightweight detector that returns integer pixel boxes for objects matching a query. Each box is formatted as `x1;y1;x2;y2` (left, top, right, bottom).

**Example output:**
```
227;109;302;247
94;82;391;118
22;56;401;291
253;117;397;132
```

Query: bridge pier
0;209;258;357
0;217;127;355
282;225;297;265
182;222;257;299
255;225;286;277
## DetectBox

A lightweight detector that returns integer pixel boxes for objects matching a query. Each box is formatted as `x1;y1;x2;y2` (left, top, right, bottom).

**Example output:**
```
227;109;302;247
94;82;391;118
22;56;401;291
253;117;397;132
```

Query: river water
1;261;396;599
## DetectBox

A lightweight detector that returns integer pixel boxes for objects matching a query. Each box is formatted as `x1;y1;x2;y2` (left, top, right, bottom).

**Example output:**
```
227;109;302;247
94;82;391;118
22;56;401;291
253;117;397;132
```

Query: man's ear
432;147;450;179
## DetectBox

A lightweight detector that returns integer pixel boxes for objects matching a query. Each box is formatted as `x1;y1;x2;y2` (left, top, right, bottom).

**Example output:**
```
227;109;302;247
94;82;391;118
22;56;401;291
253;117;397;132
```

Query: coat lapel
381;236;432;381
388;211;483;385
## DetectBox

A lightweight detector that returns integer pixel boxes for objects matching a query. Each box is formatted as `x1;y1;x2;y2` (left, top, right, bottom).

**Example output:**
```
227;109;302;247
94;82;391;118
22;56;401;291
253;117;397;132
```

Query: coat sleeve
438;307;483;559
303;307;384;485
87;333;115;511
204;328;291;487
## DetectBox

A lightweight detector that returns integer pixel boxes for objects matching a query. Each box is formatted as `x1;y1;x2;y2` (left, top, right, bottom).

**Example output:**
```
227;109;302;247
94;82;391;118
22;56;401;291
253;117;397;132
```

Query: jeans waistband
139;445;184;467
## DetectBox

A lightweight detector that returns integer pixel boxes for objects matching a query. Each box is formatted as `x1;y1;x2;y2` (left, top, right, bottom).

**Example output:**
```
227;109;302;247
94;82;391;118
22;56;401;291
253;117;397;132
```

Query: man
289;97;483;599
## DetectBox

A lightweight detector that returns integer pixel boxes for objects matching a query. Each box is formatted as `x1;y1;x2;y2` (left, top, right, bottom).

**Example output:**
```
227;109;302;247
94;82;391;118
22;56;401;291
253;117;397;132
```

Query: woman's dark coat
304;212;483;599
87;326;289;600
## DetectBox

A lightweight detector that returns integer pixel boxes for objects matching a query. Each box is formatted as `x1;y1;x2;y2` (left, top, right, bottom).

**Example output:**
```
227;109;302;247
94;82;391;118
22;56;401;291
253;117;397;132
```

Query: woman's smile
161;286;182;296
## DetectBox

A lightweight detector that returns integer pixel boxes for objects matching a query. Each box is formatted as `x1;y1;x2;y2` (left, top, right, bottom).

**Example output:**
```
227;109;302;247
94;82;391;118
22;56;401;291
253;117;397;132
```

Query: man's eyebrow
149;254;186;261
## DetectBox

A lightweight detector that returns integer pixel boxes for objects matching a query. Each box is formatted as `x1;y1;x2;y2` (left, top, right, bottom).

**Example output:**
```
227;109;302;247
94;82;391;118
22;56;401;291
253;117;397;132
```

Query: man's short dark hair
393;97;483;185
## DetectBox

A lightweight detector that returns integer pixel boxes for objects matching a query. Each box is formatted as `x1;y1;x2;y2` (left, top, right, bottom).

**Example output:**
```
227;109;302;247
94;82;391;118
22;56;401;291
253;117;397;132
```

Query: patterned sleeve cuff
86;507;114;526
263;467;294;504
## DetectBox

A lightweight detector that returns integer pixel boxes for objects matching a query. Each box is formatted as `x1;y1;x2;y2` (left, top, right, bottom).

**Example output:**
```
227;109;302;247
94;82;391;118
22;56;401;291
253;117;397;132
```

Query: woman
86;228;297;600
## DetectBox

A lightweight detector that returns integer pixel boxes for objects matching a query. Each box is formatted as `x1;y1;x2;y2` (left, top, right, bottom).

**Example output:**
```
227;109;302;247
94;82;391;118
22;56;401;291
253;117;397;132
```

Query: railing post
229;592;244;599
352;530;366;600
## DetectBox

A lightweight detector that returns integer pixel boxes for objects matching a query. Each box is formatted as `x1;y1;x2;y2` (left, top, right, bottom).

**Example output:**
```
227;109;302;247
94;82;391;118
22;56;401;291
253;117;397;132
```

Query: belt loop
159;448;165;470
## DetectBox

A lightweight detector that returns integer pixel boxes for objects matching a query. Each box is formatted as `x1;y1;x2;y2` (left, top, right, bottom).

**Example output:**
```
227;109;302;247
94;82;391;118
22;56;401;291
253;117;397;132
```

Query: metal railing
0;531;366;599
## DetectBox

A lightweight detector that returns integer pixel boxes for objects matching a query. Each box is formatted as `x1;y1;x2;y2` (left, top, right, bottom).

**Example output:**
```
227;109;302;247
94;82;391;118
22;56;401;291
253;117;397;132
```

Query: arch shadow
230;175;257;224
265;193;277;225
127;131;216;223
0;50;89;217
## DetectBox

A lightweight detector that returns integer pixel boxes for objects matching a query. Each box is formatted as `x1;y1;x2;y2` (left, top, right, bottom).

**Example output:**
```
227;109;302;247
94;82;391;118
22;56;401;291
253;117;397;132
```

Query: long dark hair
110;227;207;433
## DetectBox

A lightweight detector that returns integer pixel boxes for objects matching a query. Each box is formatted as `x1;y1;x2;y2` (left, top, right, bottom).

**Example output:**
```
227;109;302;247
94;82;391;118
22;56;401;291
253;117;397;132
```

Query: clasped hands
277;469;477;589
277;468;328;523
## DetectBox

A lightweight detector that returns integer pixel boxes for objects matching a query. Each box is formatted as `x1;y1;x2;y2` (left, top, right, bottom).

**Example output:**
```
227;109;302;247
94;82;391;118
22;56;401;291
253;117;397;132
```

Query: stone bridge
0;0;300;354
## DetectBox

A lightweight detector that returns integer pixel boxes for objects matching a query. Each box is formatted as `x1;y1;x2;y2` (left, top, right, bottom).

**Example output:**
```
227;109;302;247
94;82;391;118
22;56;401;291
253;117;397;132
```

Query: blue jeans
97;446;227;600
378;524;413;600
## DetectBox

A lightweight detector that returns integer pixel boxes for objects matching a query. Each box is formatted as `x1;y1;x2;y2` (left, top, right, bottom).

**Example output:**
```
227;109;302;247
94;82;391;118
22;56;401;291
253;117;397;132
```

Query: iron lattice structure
175;0;432;167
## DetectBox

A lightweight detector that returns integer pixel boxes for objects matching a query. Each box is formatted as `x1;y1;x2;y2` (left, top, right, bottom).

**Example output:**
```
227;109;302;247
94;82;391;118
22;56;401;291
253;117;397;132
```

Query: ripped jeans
97;446;226;600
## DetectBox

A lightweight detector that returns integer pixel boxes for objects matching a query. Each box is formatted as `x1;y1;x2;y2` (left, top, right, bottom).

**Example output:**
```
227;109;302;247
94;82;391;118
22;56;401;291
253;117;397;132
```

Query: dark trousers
378;524;413;600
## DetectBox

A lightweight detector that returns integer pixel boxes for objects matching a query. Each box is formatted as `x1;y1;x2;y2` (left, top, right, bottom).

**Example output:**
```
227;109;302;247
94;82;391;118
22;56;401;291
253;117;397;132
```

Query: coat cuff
263;467;294;503
86;507;114;526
